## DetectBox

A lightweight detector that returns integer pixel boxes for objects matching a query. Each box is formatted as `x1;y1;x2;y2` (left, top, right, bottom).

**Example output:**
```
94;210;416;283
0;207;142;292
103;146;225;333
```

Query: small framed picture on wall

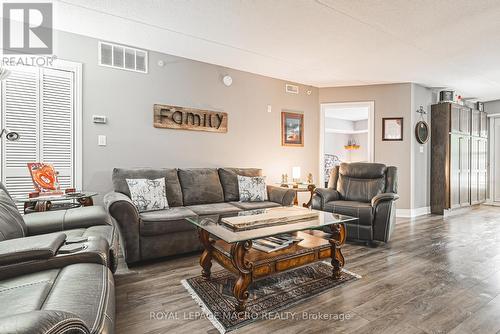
281;111;304;147
382;117;403;141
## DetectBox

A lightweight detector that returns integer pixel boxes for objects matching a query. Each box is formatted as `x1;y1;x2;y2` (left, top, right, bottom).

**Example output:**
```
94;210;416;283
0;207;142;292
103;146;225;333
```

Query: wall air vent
285;84;299;94
98;41;148;73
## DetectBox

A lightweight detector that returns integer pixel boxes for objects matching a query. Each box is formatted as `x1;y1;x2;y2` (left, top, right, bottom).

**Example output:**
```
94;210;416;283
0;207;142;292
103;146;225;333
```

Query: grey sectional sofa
104;167;295;264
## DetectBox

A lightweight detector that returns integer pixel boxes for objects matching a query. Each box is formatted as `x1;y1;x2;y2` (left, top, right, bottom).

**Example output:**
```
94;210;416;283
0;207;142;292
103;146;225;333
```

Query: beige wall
486;100;500;114
411;84;433;210
54;31;319;203
319;84;413;209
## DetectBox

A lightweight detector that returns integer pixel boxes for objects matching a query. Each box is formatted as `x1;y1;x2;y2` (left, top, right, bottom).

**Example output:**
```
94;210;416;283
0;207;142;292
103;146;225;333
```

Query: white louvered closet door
1;66;75;201
40;68;74;191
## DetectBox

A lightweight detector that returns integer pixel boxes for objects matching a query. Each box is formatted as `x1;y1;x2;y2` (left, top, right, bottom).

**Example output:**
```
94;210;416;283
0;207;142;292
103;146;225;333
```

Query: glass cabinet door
459;107;471;134
472;110;480;137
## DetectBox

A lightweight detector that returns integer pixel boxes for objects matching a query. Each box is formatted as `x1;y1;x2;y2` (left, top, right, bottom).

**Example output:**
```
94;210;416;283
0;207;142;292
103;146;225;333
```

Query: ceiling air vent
285;84;299;94
98;41;148;73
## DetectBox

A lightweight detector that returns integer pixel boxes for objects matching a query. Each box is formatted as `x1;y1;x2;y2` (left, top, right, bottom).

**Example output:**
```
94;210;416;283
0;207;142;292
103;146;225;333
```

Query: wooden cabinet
431;102;487;214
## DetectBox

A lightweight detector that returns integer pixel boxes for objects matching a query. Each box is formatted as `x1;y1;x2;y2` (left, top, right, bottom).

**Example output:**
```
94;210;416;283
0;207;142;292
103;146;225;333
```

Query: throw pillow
126;178;169;212
237;175;268;202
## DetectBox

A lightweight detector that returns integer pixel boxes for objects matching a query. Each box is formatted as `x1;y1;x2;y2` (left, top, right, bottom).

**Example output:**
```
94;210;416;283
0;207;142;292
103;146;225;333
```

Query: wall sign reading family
153;104;228;133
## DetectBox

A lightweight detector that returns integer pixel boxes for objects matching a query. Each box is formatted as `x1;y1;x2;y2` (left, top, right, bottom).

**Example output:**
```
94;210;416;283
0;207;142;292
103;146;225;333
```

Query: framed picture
382;117;403;141
281;111;304;147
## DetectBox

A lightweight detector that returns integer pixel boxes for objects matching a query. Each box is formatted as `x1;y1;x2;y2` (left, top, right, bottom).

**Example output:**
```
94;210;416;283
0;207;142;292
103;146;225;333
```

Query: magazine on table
252;233;303;253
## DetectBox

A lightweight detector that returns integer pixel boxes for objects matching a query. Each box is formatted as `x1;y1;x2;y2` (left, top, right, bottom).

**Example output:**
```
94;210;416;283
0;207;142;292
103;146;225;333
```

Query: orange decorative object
27;163;62;195
344;145;361;151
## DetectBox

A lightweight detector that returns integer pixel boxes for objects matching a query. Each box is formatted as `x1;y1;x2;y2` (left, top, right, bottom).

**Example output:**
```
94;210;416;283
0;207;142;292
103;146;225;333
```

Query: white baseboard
396;206;431;218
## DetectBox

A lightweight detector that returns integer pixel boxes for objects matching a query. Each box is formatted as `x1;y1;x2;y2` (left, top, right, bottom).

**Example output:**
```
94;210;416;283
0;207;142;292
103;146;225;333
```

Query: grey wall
54;31;319;202
319;83;413;209
486;100;500;114
411;84;433;210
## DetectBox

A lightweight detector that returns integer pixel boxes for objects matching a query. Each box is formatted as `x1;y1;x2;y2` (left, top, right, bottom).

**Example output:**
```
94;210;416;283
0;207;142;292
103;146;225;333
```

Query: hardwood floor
115;205;500;334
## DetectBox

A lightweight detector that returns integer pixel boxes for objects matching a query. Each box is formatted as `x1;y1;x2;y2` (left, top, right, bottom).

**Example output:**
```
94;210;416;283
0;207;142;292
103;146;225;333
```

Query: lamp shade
292;166;301;180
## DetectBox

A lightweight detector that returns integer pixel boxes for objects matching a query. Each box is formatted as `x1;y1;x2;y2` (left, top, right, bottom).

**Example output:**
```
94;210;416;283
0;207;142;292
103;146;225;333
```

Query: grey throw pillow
237;175;268;202
126;178;169;212
0;189;27;241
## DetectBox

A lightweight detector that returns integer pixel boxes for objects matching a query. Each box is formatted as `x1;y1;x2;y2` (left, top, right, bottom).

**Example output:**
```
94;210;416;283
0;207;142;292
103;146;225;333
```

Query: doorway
319;101;375;187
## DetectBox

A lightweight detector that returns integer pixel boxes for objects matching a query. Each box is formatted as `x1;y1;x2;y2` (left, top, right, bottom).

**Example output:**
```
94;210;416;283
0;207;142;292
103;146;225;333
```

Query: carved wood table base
196;224;346;313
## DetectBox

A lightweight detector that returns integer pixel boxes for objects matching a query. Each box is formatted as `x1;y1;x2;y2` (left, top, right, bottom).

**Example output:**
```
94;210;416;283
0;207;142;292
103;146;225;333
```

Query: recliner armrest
311;188;340;210
0;310;90;334
267;186;295;206
371;193;399;207
0;233;66;266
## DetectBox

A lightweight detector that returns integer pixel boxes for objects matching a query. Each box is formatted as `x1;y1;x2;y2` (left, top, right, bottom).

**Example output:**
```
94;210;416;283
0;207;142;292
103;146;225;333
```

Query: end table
276;183;316;207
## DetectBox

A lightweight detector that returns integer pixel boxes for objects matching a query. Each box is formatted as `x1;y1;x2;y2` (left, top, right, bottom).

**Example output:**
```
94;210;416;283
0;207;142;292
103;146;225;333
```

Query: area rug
181;262;360;333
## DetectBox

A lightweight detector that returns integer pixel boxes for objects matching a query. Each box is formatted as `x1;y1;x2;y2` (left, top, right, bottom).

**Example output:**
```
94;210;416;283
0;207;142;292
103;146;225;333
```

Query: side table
276;183;316;207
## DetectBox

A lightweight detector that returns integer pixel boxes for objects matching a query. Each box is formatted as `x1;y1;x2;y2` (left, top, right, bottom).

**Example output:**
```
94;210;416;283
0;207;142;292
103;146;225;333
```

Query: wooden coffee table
186;207;357;312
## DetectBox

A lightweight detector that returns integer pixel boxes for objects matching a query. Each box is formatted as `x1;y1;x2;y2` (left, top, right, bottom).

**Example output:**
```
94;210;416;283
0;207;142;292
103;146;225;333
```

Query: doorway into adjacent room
319;101;374;187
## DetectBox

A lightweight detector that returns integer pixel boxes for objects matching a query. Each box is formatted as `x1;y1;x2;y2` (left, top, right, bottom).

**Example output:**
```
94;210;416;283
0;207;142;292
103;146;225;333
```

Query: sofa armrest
371;193;399;207
0;233;66;266
267;185;295;206
103;191;141;263
311;188;340;210
0;310;90;334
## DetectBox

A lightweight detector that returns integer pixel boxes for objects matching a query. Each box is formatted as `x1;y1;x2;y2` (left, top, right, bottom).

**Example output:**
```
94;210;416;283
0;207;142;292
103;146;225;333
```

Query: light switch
98;135;106;146
419;145;424;153
267;104;272;113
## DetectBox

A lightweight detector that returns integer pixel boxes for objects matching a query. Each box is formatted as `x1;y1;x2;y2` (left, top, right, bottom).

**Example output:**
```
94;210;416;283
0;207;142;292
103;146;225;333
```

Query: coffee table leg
198;229;214;279
230;240;253;313
329;223;346;279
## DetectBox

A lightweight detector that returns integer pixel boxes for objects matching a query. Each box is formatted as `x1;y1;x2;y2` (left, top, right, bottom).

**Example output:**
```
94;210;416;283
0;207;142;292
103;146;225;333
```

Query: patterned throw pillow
237;175;268;202
126;178;169;212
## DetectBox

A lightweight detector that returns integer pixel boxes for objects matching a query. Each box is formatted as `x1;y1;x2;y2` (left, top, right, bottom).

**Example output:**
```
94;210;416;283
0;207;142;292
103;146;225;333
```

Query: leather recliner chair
311;162;399;244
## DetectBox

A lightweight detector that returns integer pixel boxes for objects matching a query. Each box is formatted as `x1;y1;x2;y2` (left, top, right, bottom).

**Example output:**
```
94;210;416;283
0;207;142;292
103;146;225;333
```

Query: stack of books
252;233;303;253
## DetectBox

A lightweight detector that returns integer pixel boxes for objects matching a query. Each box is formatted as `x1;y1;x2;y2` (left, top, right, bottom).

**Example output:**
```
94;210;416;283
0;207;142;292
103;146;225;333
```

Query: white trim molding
396;206;431;218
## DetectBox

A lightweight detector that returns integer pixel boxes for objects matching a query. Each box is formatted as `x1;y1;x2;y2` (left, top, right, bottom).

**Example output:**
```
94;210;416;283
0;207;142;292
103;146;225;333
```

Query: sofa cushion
324;200;373;226
337;174;385;202
0;263;114;334
112;168;183;207
139;207;197;236
218;168;262;202
0;190;27;241
126;178;169;212
186;202;241;216
230;201;280;210
178;168;224;205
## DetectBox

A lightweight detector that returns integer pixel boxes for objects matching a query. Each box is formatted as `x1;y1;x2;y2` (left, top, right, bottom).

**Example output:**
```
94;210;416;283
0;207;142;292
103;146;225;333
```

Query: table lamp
292;166;301;188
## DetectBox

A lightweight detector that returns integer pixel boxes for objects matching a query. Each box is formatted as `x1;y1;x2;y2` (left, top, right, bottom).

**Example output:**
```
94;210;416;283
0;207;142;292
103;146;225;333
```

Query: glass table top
13;191;98;202
185;206;357;243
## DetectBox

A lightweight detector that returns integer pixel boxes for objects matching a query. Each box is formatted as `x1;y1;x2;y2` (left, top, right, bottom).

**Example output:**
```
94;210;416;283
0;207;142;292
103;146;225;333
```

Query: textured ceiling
50;0;500;100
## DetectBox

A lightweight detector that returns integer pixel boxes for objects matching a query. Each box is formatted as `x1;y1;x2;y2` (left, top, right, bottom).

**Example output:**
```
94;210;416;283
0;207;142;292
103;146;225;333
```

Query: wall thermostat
93;115;107;124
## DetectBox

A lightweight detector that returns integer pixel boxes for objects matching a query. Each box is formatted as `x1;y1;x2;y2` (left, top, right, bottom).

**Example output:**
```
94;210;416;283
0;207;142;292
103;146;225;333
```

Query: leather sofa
105;167;295;264
0;262;114;334
0;184;119;275
0;184;117;333
312;162;399;244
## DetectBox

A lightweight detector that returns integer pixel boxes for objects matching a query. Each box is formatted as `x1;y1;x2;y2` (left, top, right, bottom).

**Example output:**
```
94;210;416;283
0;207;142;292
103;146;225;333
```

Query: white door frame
319;101;375;185
488;113;500;204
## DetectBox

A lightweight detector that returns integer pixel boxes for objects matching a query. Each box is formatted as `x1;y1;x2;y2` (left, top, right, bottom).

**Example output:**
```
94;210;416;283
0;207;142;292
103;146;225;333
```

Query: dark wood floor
115;205;500;334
